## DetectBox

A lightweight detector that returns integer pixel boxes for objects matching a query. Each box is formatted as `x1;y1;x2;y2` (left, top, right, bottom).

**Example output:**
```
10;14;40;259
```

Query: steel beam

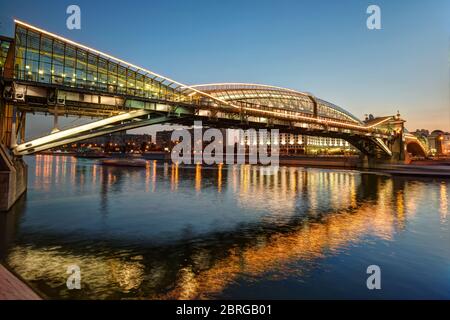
14;115;176;155
14;109;151;154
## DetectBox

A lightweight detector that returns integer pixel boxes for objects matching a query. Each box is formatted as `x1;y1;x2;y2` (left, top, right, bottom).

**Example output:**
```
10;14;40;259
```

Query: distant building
154;128;356;155
57;132;154;153
412;129;430;137
428;130;450;155
232;130;356;155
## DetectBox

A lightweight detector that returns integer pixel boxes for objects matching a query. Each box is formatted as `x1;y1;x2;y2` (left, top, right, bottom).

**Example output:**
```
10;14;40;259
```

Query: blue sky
0;0;449;136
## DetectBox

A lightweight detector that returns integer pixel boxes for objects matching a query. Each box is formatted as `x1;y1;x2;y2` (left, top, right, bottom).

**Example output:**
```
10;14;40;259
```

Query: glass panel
52;40;65;66
87;53;97;88
136;73;144;97
76;49;87;70
14;27;27;79
52;64;64;85
126;69;136;95
97;57;108;90
65;45;76;68
12;23;182;101
108;61;118;91
117;65;126;94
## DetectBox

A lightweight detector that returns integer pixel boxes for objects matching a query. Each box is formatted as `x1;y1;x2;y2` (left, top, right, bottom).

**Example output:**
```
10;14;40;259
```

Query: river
0;155;449;299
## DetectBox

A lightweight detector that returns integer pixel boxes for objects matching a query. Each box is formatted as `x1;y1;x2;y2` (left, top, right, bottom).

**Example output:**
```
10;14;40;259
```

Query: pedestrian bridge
0;20;427;160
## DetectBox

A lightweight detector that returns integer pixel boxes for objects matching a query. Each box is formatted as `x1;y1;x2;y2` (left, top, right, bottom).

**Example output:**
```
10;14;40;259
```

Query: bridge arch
406;141;428;157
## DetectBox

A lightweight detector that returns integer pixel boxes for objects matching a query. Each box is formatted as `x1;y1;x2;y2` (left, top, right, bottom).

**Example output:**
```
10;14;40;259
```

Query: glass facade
9;24;364;130
0;38;11;75
13;25;188;103
192;84;362;125
316;99;360;125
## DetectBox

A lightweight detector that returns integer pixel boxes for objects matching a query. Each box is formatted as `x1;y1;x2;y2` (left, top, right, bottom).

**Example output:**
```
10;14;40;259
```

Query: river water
0;155;449;299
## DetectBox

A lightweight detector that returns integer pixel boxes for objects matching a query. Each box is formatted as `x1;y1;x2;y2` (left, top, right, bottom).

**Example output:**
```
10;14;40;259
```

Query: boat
74;147;108;159
142;151;170;161
100;158;148;167
74;152;108;159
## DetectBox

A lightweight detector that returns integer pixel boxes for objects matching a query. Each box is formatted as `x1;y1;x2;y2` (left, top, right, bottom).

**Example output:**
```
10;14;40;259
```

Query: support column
51;105;60;133
18;111;26;144
0;102;28;211
389;111;407;164
357;153;378;169
0;145;27;211
0;102;15;148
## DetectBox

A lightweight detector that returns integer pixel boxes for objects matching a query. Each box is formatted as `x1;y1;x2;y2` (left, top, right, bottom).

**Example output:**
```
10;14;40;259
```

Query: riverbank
35;152;450;178
376;164;450;178
0;264;41;300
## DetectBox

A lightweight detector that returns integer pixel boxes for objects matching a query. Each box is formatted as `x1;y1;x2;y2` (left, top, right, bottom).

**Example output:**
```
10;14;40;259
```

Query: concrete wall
0;145;27;211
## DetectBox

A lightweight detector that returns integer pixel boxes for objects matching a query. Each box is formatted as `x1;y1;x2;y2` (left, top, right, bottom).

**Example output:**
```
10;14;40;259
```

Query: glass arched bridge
0;20;427;160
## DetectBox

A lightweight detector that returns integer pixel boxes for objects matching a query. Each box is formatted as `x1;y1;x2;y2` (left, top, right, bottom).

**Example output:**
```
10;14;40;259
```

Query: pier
0;264;41;300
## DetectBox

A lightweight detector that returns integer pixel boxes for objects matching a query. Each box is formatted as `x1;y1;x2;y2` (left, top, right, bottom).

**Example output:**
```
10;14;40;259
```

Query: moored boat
100;159;147;167
74;147;108;159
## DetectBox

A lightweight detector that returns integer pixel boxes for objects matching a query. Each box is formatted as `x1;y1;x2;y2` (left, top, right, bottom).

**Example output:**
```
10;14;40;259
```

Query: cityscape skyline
0;0;449;137
1;1;450;303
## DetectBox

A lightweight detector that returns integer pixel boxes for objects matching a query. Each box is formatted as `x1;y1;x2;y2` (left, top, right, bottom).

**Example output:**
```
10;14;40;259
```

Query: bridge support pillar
0;144;27;212
0;100;27;211
389;112;408;164
390;135;405;163
0;102;16;148
357;154;378;169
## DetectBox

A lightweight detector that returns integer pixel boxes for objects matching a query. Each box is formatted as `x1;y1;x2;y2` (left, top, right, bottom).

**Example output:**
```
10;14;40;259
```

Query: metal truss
13;110;178;155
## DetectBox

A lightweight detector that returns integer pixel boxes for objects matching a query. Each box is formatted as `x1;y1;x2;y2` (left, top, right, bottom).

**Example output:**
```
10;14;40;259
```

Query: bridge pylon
0;100;27;211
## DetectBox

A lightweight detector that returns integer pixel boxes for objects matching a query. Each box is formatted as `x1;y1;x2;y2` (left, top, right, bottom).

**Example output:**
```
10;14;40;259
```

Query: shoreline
33;153;450;178
0;263;42;300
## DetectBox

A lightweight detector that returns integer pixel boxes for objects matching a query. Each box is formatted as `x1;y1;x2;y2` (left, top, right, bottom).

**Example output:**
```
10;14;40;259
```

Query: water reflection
1;155;449;299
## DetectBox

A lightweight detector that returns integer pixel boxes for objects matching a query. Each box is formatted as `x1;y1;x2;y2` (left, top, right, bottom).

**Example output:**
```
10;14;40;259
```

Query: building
56;132;154;153
428;130;450;156
234;130;356;155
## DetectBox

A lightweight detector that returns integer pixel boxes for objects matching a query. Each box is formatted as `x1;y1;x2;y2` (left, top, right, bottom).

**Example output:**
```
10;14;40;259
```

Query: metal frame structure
0;20;430;159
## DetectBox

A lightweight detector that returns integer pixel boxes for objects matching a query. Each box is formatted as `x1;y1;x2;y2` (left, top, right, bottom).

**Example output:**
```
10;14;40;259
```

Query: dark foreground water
0;155;449;299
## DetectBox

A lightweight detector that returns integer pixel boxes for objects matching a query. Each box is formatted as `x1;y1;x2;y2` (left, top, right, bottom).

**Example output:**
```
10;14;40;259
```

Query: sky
0;0;449;138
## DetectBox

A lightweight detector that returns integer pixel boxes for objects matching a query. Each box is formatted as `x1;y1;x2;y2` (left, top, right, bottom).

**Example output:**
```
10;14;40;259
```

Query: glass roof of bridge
12;20;197;103
188;83;363;124
9;20;364;126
